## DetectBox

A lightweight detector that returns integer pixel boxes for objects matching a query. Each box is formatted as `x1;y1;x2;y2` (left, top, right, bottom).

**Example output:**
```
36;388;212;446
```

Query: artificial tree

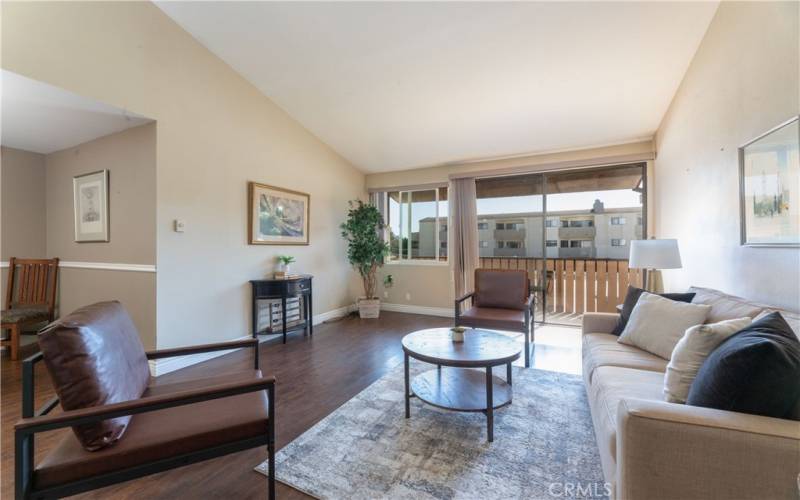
340;200;389;316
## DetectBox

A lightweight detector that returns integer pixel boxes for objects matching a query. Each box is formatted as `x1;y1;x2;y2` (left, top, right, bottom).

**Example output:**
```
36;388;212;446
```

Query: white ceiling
1;70;151;154
158;1;719;173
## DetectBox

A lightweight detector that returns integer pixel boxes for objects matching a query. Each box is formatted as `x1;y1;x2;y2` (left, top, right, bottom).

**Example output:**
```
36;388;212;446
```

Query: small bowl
450;327;466;333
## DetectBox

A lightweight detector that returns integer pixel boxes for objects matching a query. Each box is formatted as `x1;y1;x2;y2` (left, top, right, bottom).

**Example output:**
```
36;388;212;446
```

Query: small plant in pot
340;200;390;318
275;255;295;278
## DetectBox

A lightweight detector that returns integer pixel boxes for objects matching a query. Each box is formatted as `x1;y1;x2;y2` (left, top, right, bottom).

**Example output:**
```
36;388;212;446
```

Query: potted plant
275;255;295;278
340;200;390;318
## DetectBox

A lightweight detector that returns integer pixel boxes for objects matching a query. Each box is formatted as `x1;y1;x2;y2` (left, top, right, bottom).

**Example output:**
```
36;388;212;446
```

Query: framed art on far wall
248;182;310;245
739;115;800;247
73;170;109;242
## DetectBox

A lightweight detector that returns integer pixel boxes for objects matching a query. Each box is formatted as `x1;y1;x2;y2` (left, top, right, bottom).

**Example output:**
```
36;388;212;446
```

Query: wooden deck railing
478;257;643;316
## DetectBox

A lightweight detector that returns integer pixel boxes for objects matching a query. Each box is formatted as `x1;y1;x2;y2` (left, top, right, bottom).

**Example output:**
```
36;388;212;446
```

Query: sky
390;189;642;233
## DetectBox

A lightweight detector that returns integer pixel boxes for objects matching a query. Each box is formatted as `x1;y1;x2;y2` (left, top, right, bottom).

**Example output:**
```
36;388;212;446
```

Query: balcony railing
478;257;643;323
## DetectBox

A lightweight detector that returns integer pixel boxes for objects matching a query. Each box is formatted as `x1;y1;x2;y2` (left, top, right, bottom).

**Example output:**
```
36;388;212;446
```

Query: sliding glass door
475;162;647;325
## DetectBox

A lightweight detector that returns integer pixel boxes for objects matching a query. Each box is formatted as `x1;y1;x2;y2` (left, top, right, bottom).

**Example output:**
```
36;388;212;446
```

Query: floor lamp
629;239;682;292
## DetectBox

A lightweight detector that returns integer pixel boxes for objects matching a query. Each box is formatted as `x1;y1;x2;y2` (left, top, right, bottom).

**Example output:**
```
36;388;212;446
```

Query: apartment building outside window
478;222;489;230
546;240;558;247
545;219;559;227
611;238;627;246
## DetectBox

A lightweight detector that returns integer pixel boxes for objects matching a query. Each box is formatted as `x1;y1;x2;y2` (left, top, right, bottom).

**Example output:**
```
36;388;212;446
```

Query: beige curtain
449;178;479;298
369;191;388;262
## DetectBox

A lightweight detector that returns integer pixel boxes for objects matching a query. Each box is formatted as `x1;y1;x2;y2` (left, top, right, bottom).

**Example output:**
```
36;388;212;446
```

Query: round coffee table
401;328;522;442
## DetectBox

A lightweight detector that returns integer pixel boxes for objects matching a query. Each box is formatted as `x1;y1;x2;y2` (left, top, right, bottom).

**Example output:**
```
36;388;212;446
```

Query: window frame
384;186;449;265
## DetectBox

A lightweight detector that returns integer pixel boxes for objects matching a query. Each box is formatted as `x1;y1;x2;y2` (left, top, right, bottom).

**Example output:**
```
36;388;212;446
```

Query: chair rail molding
0;261;156;273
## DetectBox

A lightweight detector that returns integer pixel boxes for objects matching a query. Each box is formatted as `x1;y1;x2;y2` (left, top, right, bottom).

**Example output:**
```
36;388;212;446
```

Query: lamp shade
629;239;682;269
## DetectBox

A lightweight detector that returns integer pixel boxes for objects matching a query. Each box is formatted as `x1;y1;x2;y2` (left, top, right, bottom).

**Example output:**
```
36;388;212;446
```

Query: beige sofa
581;286;800;500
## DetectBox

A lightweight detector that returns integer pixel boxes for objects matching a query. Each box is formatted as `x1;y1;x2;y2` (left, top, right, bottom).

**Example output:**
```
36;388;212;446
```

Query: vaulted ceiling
156;1;719;173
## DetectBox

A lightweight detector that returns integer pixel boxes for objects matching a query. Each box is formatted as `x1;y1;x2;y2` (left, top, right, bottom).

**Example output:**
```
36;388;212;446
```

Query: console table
250;275;313;343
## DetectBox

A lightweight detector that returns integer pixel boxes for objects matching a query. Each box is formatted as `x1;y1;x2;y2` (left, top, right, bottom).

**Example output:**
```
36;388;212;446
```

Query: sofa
581;286;800;500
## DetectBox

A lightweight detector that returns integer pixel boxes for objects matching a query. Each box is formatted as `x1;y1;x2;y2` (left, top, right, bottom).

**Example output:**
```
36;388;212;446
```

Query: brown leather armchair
14;301;276;500
455;269;535;367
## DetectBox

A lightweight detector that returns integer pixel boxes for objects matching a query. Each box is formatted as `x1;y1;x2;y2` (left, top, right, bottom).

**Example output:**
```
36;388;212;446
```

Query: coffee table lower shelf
410;368;512;412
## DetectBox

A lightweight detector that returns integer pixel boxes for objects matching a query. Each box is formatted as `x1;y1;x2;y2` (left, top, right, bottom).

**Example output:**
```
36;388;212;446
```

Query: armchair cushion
459;307;525;332
33;370;270;490
473;269;529;310
37;301;151;451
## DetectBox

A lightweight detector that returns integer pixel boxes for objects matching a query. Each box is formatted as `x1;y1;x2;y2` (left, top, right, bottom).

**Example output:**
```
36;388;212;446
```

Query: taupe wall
1;126;158;347
45;123;156;264
654;1;800;310
2;2;365;349
1;147;47;311
1;147;46;259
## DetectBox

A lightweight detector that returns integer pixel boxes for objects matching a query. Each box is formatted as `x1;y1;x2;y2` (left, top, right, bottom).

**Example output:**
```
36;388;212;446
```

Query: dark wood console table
250;275;313;343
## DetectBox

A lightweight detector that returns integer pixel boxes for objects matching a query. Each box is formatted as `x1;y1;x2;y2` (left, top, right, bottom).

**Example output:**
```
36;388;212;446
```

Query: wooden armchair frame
15;338;275;500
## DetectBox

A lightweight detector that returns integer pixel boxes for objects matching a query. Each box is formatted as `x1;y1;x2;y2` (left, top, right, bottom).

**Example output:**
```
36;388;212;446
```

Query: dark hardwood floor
1;311;453;499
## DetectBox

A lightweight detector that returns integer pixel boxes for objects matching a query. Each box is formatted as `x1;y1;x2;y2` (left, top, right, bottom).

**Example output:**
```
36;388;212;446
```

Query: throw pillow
687;311;800;420
617;292;711;359
612;286;696;335
664;317;752;403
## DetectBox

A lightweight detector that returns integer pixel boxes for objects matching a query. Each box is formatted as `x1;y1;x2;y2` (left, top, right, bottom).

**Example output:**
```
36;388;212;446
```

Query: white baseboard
150;304;357;376
380;303;454;318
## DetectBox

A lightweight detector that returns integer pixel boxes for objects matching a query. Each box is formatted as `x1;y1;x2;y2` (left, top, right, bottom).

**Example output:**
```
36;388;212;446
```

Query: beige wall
654;1;799;310
2;1;365;349
1;147;47;259
45;123;156;264
366;140;654;189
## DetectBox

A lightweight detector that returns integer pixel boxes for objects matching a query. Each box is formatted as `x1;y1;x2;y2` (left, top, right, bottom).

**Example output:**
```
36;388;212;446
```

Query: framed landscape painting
73;170;109;242
739;116;800;247
248;182;310;245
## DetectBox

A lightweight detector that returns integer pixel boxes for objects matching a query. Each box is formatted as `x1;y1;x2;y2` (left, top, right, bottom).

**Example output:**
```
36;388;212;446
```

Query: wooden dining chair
2;257;59;360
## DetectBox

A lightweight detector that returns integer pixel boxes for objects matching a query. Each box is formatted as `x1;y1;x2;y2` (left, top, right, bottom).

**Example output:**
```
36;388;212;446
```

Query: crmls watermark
548;481;612;498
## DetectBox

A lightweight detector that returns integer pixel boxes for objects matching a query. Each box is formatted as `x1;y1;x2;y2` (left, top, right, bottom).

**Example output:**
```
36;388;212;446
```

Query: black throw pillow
687;312;800;420
611;286;696;335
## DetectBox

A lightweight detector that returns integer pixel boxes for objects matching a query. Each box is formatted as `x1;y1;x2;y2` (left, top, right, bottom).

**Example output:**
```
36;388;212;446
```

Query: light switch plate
174;219;185;232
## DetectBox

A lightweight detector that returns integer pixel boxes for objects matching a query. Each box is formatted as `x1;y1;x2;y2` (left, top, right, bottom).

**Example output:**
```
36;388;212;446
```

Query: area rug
256;362;605;499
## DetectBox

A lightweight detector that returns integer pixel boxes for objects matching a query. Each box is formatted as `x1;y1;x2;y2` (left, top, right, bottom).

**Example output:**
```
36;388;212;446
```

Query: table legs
486;366;494;442
404;353;410;418
506;362;512;386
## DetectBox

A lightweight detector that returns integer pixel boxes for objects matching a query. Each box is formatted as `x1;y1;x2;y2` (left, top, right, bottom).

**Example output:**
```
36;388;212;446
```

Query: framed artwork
739;116;800;247
248;182;310;245
73;170;109;242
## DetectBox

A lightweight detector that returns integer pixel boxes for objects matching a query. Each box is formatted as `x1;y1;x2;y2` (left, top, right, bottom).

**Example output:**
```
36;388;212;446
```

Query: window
610;217;626;225
496;223;505;230
506;241;523;249
611;238;627;246
545;219;559;228
546;240;558;247
386;187;448;262
569;240;581;248
580;240;592;248
560;240;569;248
561;220;569;228
480;241;489;248
478;222;489;230
497;241;505;249
568;219;593;228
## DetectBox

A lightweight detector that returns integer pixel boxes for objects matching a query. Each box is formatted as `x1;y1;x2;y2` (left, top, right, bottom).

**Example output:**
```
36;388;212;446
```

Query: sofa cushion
37;301;151;451
618;292;711;360
587;366;664;481
611;286;696;335
664;317;752;404
473;269;529;310
582;334;668;384
688;286;765;323
459;307;525;331
687;312;800;420
33;370;270;490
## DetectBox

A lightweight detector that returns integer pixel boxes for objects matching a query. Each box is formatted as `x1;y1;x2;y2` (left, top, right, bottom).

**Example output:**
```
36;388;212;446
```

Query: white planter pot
358;298;381;319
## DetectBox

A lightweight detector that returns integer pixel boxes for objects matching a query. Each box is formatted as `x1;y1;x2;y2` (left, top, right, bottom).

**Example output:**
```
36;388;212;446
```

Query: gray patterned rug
256;362;605;499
